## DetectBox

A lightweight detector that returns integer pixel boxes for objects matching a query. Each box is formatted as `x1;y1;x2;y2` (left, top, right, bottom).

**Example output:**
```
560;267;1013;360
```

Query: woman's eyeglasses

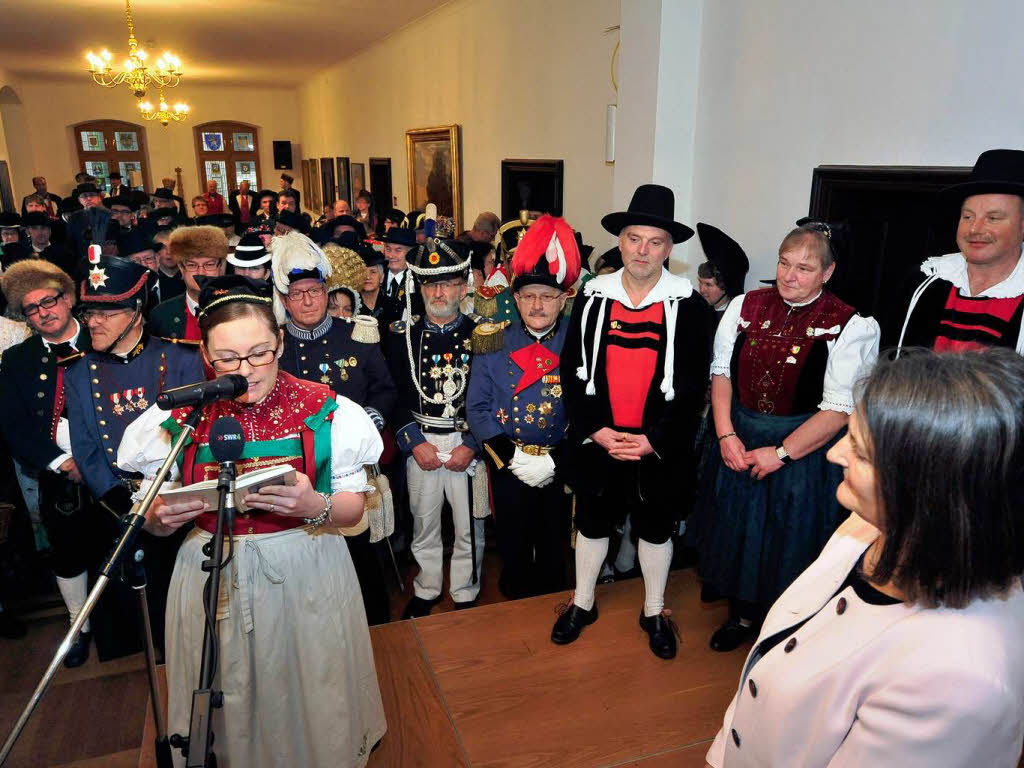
208;345;278;373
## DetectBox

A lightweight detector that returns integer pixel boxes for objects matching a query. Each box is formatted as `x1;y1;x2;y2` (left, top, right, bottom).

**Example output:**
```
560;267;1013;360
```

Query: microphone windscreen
209;416;245;463
221;374;249;399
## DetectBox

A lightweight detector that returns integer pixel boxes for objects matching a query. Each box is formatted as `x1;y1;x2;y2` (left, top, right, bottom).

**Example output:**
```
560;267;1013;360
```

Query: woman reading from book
117;274;387;768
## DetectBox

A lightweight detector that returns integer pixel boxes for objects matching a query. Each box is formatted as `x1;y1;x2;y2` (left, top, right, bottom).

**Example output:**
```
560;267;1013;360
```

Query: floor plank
414;570;746;768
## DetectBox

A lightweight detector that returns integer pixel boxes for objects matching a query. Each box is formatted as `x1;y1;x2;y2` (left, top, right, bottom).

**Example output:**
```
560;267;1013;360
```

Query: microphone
156;374;248;410
209;417;245;463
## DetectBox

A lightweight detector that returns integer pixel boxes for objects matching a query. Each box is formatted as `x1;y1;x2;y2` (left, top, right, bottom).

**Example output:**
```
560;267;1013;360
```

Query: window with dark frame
73;120;151;193
193;121;261;195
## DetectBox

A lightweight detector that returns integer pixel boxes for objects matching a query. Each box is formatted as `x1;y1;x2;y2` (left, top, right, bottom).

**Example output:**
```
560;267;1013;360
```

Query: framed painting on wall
308;158;320;215
350;162;366;199
500;159;565;222
405;124;462;234
320;157;335;211
369;157;393;218
301;159;311;202
336;157;351;206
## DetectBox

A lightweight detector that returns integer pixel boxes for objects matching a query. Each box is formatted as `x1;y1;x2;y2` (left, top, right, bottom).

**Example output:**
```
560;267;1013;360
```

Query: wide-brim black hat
117;228;157;257
939;149;1024;207
75;183;102;197
104;195;138;211
78;255;151;310
152;188;176;201
21;211;51;228
601;184;693;243
696;222;749;297
412;239;470;283
275;209;306;232
385;208;406;226
0;212;22;228
257;189;277;202
330;214;366;239
356;242;386;268
381;226;417;247
228;232;271;267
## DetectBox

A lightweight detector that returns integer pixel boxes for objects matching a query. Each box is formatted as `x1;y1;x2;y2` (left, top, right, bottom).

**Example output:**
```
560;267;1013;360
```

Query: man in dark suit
22;212;75;276
107;172;128;199
280;173;301;211
0;259;94;665
21;177;62;218
64;183;112;280
228;180;258;232
156;178;186;214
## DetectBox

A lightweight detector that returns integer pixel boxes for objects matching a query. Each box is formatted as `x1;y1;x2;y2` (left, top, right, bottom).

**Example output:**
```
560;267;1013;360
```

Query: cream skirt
165;524;387;767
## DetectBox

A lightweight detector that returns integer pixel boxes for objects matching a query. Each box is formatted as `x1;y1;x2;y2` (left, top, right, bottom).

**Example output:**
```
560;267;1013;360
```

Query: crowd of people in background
0;147;1022;767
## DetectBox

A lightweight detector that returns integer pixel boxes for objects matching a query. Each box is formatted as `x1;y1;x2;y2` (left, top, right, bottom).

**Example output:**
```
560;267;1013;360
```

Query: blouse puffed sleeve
330;395;384;494
116;403;181;501
710;293;747;377
820;314;880;414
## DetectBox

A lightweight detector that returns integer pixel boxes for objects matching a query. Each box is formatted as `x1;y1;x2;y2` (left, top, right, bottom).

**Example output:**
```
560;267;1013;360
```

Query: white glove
509;447;556;488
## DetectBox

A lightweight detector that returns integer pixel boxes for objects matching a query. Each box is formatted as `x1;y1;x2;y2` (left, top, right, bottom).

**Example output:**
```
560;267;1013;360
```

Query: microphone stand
0;406;203;768
170;456;236;768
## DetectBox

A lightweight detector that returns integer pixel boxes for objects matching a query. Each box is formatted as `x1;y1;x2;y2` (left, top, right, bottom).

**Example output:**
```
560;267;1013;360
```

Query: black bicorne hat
601;184;693;243
196;274;274;321
696;222;749;297
78;255;152;310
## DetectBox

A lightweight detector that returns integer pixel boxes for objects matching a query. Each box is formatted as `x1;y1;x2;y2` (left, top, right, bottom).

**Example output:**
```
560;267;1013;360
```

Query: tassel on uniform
350;315;380;344
472;463;491;519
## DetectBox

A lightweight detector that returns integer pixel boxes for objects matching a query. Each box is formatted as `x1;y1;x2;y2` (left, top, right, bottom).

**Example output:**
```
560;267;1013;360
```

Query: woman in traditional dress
118;275;386;767
698;223;879;652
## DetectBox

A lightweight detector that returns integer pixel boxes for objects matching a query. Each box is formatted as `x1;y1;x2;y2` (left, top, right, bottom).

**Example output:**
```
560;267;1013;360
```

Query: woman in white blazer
707;348;1024;768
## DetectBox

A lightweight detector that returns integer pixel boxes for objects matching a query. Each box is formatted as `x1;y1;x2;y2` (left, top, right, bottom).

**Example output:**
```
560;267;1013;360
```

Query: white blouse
710;292;880;414
117;395;383;499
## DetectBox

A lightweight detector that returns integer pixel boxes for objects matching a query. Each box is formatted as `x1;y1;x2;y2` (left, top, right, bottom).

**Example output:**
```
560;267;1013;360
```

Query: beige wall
300;0;619;253
3;76;303;204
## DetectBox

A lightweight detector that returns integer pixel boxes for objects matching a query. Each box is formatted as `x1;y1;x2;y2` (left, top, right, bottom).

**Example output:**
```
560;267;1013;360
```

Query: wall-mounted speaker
273;141;293;170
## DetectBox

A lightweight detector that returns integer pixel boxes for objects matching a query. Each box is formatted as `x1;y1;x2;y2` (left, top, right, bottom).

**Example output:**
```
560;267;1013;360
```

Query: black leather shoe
710;619;755;652
401;596;437;619
0;611;26;639
700;583;723;603
453;600;476;610
551;603;598;645
639;611;678;659
64;631;91;668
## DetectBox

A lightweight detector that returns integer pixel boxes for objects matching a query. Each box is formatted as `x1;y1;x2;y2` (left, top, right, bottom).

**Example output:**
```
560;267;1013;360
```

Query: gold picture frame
405;124;462;235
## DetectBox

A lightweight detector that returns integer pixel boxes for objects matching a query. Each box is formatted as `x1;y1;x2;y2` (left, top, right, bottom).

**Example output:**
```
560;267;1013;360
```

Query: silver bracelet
303;492;333;527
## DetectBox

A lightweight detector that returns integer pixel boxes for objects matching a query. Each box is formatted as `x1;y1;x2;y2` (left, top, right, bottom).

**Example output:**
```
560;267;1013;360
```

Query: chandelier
85;0;183;99
138;87;190;126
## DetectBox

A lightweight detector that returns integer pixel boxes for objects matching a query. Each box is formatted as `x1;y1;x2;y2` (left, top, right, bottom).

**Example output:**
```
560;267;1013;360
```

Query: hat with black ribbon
196;274;274;321
228;231;271;268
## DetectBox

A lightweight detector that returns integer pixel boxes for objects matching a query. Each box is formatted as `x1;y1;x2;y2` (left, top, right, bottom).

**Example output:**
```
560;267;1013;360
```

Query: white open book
158;464;297;513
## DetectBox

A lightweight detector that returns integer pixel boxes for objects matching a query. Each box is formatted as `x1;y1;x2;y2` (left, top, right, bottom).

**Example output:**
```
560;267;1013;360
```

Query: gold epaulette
472;320;509;354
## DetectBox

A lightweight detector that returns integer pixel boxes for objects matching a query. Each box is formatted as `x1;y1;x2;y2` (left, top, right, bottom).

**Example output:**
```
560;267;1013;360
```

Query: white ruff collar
921;251;1024;298
583;267;693;308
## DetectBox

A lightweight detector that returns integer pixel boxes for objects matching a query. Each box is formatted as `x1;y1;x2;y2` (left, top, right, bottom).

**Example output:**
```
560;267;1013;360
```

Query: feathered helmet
510;214;582;292
322;241;367;314
270;230;331;324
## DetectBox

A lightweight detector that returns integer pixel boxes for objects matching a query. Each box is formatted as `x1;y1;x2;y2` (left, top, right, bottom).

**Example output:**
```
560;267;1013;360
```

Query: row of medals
111;389;148;416
320;356;360;384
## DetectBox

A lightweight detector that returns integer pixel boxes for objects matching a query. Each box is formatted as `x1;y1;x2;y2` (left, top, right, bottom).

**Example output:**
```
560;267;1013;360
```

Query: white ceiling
0;0;452;84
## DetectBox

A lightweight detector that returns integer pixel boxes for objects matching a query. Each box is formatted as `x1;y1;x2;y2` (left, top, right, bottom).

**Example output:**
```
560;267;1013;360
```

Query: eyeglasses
286;286;326;301
81;308;131;323
182;260;222;274
516;292;563;305
208;344;279;373
23;292;64;317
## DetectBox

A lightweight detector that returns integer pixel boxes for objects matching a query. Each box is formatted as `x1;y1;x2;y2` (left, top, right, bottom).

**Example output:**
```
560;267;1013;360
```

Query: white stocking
638;538;673;617
572;533;609;611
56;572;90;633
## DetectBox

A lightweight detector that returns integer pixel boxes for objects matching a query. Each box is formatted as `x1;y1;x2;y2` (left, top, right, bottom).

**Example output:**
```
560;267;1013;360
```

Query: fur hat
271;230;332;324
1;258;75;316
167;225;229;265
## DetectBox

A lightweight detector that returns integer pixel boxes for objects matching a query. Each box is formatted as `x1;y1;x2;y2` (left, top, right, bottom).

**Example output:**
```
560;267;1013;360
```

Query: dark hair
858;348;1024;608
779;225;834;269
198;298;279;345
697;261;723;286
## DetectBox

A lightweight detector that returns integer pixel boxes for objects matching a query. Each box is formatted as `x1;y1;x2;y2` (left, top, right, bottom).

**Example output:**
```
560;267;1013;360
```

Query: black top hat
356;242;385;268
196;274;273;320
22;211;51;229
75;182;102;197
152;187;176;201
939;149;1024;207
229;232;271;268
108;171;122;179
104;195;138;211
117;228;157;257
0;212;22;228
412;239;470;283
381;226;417;247
601;184;694;243
696;223;749;297
78;255;152;310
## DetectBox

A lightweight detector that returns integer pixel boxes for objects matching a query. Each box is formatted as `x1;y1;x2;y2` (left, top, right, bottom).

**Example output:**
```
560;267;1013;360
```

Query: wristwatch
775;445;792;464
